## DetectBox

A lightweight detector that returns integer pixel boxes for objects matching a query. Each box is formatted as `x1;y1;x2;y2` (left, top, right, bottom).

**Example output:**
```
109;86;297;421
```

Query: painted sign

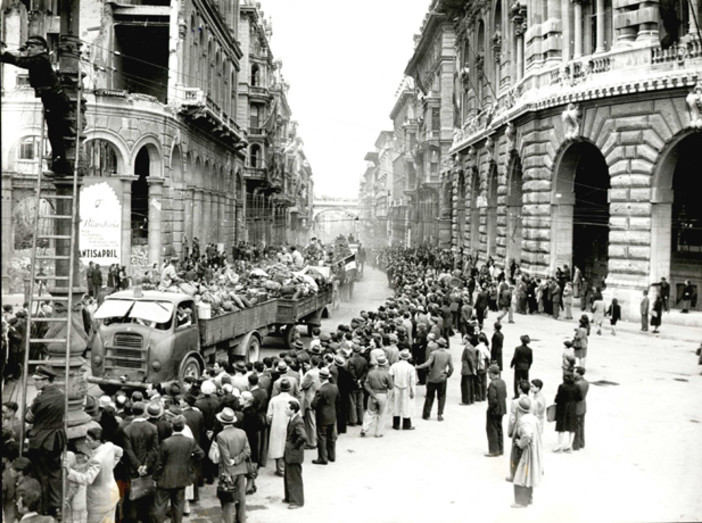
80;182;121;265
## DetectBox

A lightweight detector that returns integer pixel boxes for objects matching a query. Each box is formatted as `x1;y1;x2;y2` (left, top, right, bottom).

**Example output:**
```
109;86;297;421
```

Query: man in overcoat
573;366;589;451
311;367;339;465
388;349;417;430
510;335;533;398
485;364;507;457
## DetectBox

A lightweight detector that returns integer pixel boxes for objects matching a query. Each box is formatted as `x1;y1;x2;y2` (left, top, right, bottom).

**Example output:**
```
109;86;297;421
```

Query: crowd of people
1;241;695;521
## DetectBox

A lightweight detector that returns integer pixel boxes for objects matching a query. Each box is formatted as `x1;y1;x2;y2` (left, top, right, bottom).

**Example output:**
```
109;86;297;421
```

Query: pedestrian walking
491;322;504;371
283;399;306;510
388;349;417;430
509;335;533;398
416;338;454;421
591;289;605;335
485;364;507;457
573;315;590;368
511;397;544;508
460;336;477;405
311;367;339;465
651;293;663;334
640;289;650;332
605;298;621;335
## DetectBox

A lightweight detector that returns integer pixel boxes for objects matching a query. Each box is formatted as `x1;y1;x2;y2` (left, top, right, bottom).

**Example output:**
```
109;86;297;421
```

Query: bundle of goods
156;260;329;318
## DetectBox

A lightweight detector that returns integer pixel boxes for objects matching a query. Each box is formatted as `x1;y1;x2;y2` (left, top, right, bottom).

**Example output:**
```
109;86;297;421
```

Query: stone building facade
1;0;313;285
441;0;702;316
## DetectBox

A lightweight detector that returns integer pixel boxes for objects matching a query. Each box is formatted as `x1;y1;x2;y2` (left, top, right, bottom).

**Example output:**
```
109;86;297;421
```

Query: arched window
250;144;262;168
86;139;118;176
251;64;260;86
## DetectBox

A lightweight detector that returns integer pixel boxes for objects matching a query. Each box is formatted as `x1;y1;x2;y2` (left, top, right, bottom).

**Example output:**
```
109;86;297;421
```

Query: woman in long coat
512;397;544;508
651;294;663;333
65;426;123;523
573;315;590;368
553;372;582;453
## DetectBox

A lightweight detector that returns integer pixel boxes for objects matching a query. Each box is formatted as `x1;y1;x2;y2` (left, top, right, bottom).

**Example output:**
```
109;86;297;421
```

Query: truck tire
179;355;201;382
283;325;297;349
241;332;261;364
99;385;120;396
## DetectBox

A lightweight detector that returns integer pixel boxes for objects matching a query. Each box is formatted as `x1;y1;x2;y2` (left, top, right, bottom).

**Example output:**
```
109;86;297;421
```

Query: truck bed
199;299;278;347
276;289;332;324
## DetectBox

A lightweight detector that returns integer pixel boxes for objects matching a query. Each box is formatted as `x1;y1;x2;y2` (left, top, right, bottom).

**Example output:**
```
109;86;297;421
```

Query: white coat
388;360;417;418
266;391;294;459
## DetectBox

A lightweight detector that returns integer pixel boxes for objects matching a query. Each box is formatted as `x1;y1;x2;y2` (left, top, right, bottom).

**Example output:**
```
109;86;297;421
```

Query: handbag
546;404;557;423
216;473;239;503
129;475;156;500
245;457;258;480
208;440;220;464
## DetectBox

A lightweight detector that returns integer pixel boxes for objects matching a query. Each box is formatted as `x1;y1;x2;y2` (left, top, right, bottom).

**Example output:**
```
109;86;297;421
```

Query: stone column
650;188;673;282
595;0;606;52
183;186;193;249
120;175;138;269
2;172;13;289
203;191;213;244
192;188;203;246
562;0;571;62
147;177;164;266
689;0;701;36
573;0;583;58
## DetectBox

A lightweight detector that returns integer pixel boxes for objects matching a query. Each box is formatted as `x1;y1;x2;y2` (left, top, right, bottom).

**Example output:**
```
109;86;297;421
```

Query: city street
190;266;702;523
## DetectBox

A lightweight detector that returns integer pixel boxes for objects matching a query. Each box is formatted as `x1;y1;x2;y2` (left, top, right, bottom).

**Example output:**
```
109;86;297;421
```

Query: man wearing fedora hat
311;367;339;464
389;349;417;430
361;355;394;437
510;335;534;398
271;361;300;400
147;402;173;442
25;365;65;517
283;399;306;509
215;407;251;523
486;364;507;457
299;357;322;449
1;36;73;176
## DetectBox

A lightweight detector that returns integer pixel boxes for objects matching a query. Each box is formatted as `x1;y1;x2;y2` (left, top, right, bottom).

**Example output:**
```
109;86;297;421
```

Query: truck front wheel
179;356;201;382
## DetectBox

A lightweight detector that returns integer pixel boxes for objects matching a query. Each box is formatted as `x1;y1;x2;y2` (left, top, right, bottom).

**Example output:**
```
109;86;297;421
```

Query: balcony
177;90;244;148
244;166;266;182
249;85;272;101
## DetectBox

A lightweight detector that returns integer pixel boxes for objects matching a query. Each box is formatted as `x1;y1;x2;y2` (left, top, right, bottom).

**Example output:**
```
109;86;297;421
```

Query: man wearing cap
267;379;295;476
153;415;205;523
486;364;507;457
511;397;544;508
215;407;251;523
510;335;534;398
389;349;417;430
25;365;66;517
147;402;173;442
1;36;72;175
311;367;339;464
415;338;454;422
361;355;394;437
299;357;322;449
121;401;159;522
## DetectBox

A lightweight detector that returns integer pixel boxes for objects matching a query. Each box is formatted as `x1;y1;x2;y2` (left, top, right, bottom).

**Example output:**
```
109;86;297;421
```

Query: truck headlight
151;360;161;371
92;355;102;366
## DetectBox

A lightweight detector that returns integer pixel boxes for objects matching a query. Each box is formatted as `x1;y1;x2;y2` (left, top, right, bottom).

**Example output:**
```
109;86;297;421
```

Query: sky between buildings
260;0;433;199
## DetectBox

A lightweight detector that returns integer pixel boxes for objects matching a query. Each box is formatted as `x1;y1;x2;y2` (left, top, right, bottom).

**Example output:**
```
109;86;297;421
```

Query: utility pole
46;0;91;439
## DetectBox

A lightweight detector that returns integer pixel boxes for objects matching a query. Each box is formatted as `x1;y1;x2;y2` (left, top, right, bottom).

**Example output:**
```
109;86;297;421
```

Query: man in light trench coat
389;349;417;430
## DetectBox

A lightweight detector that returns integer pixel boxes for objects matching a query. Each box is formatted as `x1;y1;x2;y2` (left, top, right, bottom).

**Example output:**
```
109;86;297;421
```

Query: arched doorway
132;148;150;246
653;132;702;311
456;170;466;252
552;141;610;286
506;153;523;269
469;168;480;256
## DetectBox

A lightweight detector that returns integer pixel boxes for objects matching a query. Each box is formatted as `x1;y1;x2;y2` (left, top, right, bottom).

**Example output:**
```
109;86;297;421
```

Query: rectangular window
432;107;440;134
18;138;37;160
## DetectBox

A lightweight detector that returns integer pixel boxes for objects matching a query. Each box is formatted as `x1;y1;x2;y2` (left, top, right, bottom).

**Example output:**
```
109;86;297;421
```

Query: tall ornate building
439;0;702;316
404;7;457;247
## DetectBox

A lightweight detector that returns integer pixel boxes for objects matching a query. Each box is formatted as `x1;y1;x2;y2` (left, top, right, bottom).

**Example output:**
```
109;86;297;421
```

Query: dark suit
491;331;504;370
510;344;533;397
153;432;204;523
311;381;339;463
121;418;159;523
284;413;307;506
26;384;66;515
460;344;477;405
573;377;589;450
486;377;507;455
250;387;269;466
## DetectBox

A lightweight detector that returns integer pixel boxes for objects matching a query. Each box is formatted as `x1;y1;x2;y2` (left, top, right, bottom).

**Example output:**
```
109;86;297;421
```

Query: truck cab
89;289;204;391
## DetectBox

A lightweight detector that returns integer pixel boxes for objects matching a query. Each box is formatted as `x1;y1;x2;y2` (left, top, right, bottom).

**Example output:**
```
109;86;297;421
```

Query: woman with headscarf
553;372;582;453
650;293;663;334
64;427;123;523
573;315;590;368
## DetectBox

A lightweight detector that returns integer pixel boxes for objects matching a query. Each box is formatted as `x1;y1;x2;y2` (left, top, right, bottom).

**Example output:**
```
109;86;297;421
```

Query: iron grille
114;333;143;348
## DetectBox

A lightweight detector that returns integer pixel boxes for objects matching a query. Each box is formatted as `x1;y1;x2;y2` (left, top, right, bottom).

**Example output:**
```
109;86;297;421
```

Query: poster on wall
80;182;121;265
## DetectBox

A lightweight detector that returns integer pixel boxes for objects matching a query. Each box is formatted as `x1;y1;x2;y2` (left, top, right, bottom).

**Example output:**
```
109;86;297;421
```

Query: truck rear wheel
283;325;297;348
179;356;201;382
241;332;261;364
